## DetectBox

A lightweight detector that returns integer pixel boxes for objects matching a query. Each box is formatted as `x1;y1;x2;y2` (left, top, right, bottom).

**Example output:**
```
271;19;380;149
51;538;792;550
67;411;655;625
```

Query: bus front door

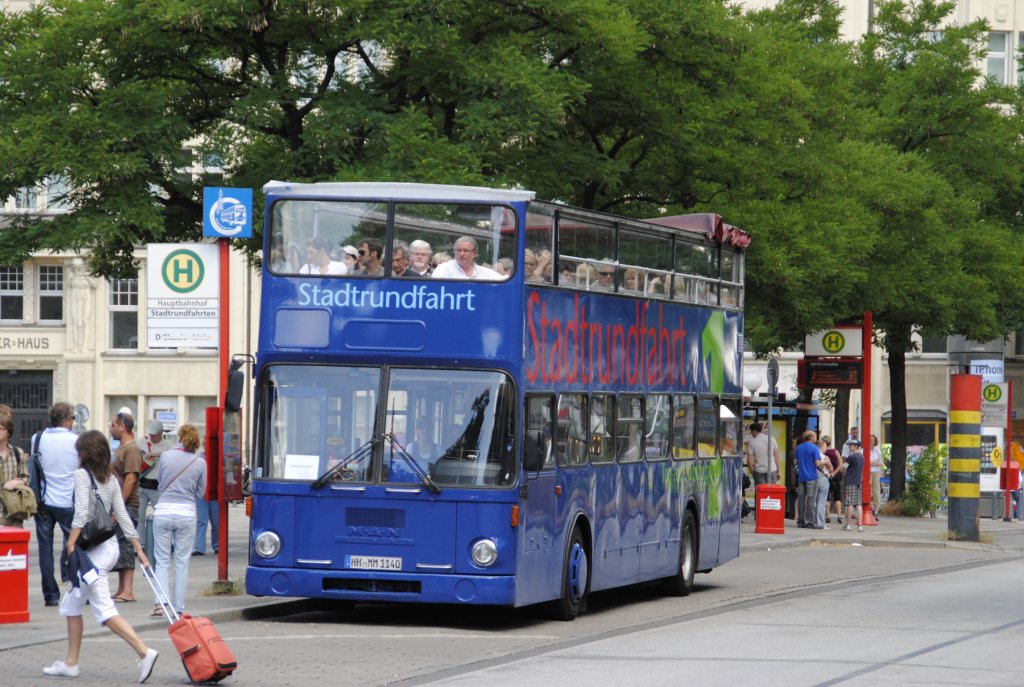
518;467;559;606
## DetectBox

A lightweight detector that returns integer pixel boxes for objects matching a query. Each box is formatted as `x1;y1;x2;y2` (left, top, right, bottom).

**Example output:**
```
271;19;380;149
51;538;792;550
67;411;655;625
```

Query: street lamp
743;370;764;401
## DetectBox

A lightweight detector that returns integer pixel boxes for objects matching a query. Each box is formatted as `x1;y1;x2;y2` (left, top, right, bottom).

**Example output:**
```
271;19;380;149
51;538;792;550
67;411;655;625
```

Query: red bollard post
754;484;786;534
0;526;31;623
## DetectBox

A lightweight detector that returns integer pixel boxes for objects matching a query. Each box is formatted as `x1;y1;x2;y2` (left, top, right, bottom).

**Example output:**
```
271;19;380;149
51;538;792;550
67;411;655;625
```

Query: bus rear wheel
664;510;696;596
548;526;588;621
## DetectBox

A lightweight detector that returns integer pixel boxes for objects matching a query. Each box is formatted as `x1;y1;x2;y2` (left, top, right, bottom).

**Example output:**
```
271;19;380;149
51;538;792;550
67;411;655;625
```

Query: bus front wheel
548;526;589;621
664;510;696;596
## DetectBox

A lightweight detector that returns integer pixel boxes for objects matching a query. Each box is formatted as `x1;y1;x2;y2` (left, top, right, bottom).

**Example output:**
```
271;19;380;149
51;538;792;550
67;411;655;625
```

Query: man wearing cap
137;419;172;556
340;245;359;273
745;422;780;488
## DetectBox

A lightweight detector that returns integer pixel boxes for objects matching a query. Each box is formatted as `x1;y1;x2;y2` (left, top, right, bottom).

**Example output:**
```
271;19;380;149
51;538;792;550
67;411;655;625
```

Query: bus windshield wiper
311;438;375;489
384;433;441;494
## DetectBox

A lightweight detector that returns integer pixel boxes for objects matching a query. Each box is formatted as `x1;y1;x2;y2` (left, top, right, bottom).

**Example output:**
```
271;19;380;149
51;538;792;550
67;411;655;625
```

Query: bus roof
645;213;752;249
263;181;536;204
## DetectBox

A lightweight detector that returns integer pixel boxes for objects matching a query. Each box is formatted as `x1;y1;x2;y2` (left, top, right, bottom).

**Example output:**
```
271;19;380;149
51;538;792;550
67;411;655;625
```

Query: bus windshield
259;365;516;488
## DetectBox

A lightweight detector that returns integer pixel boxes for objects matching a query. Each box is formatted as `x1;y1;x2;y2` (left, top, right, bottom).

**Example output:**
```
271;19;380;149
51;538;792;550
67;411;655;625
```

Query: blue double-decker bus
245;181;749;619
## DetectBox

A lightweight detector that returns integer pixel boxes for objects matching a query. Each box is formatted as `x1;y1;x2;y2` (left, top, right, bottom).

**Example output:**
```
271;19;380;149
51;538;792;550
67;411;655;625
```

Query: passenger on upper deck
431;252;450;269
623;268;644;293
592;261;615;292
355;238;385;277
299;237;348;276
339;245;359;273
268;234;289;272
406;240;433;277
392;241;412;277
431;237;503;281
575;262;597;289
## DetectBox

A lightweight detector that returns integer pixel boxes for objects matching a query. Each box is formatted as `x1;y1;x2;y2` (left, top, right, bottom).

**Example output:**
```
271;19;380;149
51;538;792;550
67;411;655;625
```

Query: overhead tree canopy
4;0;1024;504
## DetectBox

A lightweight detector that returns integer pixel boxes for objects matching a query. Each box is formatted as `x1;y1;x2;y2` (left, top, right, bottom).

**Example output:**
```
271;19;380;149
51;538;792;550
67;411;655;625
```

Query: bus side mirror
225;359;245;412
524;430;544;472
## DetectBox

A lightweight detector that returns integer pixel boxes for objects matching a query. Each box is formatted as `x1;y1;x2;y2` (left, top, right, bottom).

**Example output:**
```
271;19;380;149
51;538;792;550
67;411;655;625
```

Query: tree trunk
884;323;912;501
834;388;850;445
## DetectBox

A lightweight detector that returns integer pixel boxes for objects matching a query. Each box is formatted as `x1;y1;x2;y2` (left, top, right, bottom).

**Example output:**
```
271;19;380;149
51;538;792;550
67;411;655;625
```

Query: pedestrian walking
41;429;158;683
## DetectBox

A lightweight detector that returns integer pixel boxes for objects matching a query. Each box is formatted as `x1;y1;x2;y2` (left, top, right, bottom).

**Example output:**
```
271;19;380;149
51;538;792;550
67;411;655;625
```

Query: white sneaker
43;660;79;677
138;648;158;684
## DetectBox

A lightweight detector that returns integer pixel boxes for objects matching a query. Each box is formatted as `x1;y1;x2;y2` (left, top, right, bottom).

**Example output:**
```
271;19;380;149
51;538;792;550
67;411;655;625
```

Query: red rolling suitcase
143;566;238;683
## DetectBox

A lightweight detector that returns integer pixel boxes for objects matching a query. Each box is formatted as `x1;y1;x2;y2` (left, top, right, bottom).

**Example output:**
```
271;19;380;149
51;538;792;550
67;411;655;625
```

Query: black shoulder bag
27;431;46;504
78;471;117;550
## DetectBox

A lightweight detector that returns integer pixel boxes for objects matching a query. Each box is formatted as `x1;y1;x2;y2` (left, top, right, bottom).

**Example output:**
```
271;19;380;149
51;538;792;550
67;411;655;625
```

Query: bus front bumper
245;565;517;606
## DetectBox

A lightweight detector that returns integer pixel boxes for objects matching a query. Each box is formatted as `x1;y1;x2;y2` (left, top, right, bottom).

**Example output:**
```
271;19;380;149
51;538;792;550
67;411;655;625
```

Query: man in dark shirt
842;439;864;531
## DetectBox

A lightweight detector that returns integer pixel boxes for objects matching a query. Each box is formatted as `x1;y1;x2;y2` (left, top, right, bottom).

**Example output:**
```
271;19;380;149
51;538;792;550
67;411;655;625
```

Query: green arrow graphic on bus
701;311;726;393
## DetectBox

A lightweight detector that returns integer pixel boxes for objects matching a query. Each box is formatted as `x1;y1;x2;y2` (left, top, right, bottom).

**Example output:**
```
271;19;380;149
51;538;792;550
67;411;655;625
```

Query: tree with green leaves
849;0;1024;500
0;0;642;274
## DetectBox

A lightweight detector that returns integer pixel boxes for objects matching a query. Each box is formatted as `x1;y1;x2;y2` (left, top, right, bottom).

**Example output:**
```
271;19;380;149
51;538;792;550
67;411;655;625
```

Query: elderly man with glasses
431;236;503;281
592;261;616;292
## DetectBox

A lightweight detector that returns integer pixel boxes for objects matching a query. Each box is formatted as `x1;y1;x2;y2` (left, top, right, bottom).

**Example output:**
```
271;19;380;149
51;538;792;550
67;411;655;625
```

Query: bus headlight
471;538;498;567
254;531;281;558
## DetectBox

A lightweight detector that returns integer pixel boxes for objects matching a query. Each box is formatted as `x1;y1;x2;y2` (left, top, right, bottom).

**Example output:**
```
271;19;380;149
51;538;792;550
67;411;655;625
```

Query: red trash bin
0;526;31;623
754;484;786;535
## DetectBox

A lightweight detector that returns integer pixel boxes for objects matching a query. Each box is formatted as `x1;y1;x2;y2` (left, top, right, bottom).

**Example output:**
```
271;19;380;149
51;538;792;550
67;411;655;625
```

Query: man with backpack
34;402;80;606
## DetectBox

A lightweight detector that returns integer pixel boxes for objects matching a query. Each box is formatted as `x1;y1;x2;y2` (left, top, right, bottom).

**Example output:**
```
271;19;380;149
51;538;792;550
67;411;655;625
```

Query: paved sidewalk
0;502;303;652
3;503;1023;651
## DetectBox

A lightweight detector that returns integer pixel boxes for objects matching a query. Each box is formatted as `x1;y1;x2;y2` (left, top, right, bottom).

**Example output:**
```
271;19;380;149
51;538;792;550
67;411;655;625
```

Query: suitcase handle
141;564;182;624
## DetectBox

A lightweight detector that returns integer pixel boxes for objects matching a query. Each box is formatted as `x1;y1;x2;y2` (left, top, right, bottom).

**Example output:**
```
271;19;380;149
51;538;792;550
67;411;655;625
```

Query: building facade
0;183;259;452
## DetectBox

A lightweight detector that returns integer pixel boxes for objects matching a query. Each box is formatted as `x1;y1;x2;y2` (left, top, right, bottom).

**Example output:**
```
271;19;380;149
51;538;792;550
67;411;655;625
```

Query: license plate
345;555;402;571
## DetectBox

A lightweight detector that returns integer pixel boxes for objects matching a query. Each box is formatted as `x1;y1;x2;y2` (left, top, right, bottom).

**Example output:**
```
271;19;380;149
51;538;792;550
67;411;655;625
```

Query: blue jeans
137;487;159;548
35;503;74;604
154;513;197;613
194;497;219;553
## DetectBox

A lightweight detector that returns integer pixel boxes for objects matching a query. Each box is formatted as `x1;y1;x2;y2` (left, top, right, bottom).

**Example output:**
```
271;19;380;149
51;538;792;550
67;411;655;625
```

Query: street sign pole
203;186;253;585
766;356;779;482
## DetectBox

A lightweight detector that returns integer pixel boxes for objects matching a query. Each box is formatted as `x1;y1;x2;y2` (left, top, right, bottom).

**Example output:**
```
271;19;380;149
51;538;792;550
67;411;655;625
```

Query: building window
37;265;64;322
45;176;70;211
0;267;24;323
1018;33;1024;83
988;32;1010;85
108;278;138;349
14;186;37;211
107;397;137;426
